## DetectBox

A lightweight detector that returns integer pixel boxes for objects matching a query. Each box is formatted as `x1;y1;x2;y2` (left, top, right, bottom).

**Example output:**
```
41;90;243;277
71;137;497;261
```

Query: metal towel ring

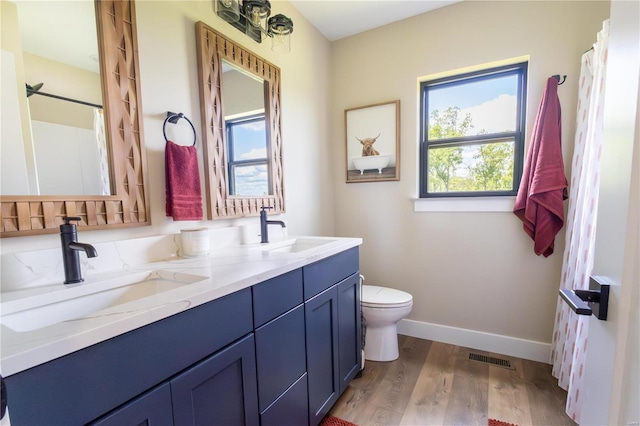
163;111;196;146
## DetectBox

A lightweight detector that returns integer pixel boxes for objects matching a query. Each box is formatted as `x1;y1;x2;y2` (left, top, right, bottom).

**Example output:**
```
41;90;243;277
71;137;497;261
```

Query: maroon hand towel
514;77;568;257
165;140;203;221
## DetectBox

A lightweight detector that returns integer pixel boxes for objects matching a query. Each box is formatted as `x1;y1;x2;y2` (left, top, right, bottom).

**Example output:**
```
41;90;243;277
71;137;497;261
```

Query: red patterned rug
319;415;358;426
489;419;519;426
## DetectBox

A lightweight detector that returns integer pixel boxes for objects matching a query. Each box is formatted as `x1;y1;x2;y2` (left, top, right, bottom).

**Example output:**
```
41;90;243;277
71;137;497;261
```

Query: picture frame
345;100;400;183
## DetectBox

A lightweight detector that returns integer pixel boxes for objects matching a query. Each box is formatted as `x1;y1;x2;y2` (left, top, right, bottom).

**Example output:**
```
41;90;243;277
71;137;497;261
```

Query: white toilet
362;285;413;362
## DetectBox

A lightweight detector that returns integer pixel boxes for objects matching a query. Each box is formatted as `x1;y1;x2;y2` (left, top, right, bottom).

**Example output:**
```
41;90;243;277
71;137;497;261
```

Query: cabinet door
305;286;339;426
171;334;259;426
90;383;173;426
338;273;362;395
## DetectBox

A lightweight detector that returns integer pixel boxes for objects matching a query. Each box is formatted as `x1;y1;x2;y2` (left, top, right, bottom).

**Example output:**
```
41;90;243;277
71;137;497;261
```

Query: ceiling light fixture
215;0;294;52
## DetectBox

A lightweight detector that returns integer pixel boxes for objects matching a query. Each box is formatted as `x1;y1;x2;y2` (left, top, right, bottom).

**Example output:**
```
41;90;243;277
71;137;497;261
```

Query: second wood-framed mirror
0;0;149;237
195;21;285;219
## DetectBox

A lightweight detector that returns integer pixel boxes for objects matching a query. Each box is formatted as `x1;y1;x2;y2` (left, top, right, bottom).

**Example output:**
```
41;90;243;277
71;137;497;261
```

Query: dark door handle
559;276;610;320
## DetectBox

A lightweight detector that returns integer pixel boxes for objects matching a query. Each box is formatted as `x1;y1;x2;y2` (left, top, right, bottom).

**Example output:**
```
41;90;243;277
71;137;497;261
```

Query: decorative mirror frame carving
0;0;149;237
195;21;285;219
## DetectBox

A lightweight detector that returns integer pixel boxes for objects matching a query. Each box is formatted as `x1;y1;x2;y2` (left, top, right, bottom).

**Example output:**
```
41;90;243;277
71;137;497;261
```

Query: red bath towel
165;140;203;221
514;77;568;257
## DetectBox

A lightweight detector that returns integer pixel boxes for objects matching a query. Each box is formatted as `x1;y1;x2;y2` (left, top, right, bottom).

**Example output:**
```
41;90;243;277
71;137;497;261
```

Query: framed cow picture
345;100;400;183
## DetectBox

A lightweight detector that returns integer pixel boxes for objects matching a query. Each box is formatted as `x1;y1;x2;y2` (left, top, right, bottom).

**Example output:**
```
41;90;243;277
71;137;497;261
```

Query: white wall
31;121;103;195
222;68;265;117
23;52;101;130
1;1;334;255
330;1;610;352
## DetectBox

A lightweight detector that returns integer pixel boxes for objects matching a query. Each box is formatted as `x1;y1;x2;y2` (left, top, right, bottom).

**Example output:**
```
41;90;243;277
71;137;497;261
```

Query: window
419;62;527;197
226;114;270;196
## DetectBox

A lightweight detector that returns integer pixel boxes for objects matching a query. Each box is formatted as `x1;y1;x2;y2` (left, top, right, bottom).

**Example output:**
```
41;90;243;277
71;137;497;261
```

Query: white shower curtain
550;20;609;424
94;108;110;196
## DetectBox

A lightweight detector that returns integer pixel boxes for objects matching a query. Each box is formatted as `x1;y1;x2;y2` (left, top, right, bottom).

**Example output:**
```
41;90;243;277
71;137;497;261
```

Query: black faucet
260;206;286;244
60;217;98;284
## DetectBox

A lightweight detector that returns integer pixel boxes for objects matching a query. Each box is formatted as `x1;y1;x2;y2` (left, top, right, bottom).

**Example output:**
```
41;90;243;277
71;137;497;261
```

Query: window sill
413;196;515;212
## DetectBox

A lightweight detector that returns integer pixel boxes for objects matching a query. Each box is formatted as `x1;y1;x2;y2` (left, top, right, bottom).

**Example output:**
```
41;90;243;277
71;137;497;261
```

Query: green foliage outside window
428;106;514;193
470;143;514;191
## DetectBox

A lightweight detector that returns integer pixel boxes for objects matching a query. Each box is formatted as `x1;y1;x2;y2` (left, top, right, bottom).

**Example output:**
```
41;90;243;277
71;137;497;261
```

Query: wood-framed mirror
0;0;149;237
195;21;285;219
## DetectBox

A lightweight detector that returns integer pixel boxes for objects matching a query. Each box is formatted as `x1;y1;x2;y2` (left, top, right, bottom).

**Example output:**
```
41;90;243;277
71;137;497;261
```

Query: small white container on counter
180;228;210;258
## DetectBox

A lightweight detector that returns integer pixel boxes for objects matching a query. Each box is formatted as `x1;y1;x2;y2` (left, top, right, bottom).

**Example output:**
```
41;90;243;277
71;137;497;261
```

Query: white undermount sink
258;237;338;253
0;270;208;333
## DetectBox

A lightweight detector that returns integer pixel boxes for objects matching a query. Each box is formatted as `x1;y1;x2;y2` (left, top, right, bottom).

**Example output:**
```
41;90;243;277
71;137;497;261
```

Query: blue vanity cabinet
5;288;254;425
303;247;361;426
4;247;360;426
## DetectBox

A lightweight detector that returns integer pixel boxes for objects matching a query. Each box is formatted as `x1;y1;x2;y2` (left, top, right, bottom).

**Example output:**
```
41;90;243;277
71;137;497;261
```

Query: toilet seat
362;300;413;309
362;285;413;309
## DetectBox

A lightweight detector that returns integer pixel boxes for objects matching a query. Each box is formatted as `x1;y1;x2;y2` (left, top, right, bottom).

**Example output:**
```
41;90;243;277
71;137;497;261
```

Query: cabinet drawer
4;288;253;426
255;304;306;411
252;269;303;328
303;247;359;300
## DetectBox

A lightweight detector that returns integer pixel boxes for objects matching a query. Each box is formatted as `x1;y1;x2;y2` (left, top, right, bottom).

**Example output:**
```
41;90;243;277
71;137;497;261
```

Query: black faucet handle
61;217;82;234
260;206;273;212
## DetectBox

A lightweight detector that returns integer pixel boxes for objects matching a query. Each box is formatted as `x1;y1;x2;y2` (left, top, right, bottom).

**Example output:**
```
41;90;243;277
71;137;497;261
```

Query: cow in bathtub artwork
352;133;391;175
358;133;381;156
345;100;400;182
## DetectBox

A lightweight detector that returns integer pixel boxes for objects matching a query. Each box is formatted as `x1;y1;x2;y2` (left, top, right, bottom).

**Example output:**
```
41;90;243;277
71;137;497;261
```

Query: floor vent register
468;353;514;369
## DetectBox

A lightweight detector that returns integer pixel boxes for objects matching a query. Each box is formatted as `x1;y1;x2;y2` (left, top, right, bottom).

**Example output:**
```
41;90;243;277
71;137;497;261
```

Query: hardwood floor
329;336;575;426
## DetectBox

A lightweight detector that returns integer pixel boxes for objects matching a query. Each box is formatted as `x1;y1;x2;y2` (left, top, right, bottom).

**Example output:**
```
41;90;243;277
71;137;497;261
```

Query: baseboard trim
397;319;551;364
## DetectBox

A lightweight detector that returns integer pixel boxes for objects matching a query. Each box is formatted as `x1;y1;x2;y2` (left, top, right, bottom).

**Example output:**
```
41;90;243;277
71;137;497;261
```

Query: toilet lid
362;285;413;308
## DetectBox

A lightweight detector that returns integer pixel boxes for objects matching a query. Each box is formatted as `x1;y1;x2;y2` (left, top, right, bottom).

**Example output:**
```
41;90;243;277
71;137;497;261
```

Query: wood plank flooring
329;336;575;426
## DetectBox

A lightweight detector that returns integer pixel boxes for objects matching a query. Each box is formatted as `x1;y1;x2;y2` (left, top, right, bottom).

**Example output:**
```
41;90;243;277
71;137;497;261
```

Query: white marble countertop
0;236;361;377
